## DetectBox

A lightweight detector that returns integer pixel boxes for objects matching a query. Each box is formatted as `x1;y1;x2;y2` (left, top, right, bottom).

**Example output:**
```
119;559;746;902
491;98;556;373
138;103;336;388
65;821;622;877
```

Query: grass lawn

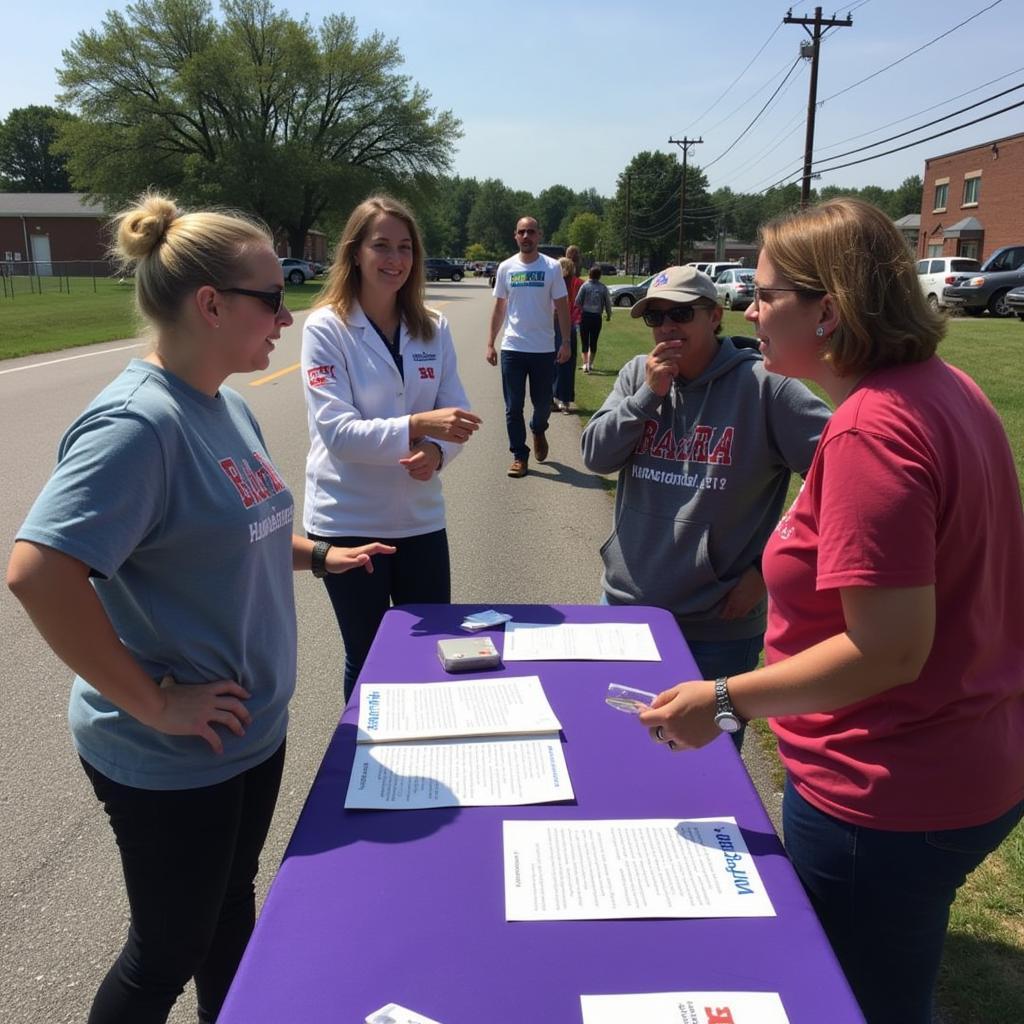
576;307;1024;1022
0;277;326;360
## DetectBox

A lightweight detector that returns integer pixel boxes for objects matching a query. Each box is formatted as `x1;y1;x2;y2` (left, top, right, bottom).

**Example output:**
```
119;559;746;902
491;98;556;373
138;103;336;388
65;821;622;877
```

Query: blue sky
5;0;1022;197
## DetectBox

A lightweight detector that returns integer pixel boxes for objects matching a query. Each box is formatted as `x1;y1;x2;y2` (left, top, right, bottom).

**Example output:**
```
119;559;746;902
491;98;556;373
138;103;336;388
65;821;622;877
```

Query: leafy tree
566;211;601;261
466;178;518;257
535;184;575;241
0;106;75;191
56;0;460;256
464;242;487;263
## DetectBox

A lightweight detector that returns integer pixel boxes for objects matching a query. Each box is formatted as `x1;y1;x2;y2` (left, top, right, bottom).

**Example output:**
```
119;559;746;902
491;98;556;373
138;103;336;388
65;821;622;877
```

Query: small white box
437;636;501;672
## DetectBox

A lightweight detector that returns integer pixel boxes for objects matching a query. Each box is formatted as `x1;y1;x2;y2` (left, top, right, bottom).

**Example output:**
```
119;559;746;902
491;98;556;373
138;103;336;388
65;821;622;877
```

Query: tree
535;184;575;241
56;0;461;255
566;212;601;262
466;179;518;257
0;106;75;191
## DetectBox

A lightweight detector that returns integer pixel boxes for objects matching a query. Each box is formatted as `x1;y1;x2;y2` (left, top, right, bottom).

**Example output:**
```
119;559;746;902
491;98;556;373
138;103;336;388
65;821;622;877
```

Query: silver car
714;268;756;311
279;257;316;284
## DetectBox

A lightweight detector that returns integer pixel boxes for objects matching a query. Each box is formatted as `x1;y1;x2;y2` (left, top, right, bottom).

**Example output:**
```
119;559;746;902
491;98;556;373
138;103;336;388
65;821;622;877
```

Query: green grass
0;277;325;360
578;307;1024;1022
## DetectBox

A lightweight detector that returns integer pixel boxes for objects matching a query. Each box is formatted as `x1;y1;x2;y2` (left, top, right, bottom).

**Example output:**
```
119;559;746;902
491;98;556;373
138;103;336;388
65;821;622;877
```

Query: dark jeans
685;633;763;751
80;741;286;1024
580;311;603;357
783;778;1024;1024
312;528;450;701
500;349;555;460
553;322;577;404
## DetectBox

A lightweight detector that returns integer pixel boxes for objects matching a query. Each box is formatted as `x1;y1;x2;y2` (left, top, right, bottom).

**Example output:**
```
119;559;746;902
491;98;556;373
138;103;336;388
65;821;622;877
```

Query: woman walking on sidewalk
575;265;612;373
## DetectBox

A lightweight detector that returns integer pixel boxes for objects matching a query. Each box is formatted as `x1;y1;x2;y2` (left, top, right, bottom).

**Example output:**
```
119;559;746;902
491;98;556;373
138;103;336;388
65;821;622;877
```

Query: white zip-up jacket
301;303;471;538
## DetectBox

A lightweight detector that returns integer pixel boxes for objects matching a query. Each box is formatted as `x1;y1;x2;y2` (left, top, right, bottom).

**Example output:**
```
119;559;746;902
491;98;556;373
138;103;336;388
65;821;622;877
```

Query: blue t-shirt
18;359;297;789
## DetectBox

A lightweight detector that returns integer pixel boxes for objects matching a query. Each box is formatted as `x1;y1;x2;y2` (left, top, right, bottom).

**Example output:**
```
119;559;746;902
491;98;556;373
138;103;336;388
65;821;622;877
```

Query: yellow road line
249;361;300;387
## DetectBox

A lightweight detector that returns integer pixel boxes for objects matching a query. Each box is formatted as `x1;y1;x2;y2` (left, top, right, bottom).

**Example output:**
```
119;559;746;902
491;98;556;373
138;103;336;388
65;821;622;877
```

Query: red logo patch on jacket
307;364;335;388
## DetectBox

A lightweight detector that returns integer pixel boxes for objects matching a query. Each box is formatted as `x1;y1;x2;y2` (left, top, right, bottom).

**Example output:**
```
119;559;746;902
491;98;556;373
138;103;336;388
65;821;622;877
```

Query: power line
775;97;1024;183
819;0;1006;106
703;57;804;172
680;20;785;135
700;55;800;141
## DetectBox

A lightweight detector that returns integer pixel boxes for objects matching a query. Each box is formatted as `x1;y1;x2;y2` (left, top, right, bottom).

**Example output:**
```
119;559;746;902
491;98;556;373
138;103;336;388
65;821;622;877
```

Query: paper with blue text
502;817;774;920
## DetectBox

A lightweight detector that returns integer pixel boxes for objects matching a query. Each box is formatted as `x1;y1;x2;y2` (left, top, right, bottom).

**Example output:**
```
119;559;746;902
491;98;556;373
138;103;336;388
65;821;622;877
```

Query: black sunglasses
642;305;711;328
220;287;285;315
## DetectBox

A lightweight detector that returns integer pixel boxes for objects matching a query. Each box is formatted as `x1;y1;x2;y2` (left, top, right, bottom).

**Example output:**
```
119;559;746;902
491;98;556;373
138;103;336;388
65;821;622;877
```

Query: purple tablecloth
220;604;863;1023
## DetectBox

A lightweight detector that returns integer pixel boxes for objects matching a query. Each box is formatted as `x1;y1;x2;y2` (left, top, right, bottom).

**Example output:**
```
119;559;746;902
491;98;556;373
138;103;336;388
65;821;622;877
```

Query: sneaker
507;457;528;478
552;399;565;412
562;402;573;414
532;431;549;462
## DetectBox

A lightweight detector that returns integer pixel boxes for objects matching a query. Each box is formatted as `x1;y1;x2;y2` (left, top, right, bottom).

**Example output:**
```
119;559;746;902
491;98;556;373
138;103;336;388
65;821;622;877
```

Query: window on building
933;182;948;211
927;243;943;257
958;241;979;260
962;176;980;205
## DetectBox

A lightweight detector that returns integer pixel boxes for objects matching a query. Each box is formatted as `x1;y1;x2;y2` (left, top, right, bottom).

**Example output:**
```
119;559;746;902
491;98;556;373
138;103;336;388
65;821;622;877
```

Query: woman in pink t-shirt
639;198;1024;1024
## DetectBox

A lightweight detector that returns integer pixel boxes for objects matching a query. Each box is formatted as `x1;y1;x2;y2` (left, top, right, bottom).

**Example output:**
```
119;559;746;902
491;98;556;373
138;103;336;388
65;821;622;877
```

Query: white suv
686;261;744;281
915;257;980;310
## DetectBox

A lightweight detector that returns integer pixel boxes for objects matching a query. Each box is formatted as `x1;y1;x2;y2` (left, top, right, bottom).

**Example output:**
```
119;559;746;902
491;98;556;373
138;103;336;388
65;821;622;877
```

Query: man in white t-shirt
486;216;571;477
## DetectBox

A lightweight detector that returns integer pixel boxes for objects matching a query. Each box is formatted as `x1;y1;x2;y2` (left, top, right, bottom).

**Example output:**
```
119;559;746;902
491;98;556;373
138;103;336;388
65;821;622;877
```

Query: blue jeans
783;778;1024;1024
500;349;555;460
682;634;762;751
553;322;577;405
311;529;450;702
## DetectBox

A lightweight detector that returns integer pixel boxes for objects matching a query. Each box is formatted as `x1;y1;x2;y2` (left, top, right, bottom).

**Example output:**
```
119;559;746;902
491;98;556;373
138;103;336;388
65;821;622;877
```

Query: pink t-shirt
764;357;1024;831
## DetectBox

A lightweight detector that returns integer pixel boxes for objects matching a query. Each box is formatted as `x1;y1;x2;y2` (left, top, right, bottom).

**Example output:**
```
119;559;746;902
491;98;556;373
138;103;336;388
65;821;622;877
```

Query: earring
815;326;825;337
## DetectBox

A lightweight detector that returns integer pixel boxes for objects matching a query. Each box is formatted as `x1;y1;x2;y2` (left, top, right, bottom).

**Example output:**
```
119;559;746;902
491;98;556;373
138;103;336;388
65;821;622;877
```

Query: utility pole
668;137;702;265
624;173;632;278
784;6;852;207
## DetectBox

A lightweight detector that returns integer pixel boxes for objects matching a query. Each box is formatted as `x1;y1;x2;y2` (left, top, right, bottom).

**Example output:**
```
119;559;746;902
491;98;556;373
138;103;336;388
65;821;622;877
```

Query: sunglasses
641;305;711;328
220;287;285;315
751;285;825;306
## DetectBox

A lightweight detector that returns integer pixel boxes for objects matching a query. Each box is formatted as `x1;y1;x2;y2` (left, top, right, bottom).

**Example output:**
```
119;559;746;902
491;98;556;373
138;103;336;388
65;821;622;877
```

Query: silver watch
713;676;744;734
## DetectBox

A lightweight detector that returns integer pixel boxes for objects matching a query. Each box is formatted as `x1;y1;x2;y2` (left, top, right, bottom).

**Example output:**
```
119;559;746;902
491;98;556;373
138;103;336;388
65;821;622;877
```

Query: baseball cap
631;266;720;318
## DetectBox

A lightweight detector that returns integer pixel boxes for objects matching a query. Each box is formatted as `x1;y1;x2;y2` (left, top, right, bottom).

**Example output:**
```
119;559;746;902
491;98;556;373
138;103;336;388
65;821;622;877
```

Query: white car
714;268;756;310
279;257;316;284
915;257;980;310
686;260;743;280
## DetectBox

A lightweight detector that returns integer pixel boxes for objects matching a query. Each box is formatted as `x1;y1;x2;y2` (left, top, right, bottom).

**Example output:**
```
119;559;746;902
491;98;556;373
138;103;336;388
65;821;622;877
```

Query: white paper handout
356;675;561;743
502;622;661;662
366;1003;445;1024
580;992;790;1024
346;735;573;809
503;818;774;920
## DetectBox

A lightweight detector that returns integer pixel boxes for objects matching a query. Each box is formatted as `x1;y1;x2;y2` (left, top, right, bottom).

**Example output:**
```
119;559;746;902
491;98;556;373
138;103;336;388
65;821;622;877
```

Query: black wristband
310;540;331;578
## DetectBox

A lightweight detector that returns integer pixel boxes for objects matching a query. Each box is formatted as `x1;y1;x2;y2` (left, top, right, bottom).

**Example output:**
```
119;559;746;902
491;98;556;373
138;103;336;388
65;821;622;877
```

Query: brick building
918;131;1024;262
0;193;109;275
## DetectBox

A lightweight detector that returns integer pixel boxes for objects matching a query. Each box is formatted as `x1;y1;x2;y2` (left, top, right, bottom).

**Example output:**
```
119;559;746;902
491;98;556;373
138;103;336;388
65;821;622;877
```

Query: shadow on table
401;604;568;639
283;721;462;859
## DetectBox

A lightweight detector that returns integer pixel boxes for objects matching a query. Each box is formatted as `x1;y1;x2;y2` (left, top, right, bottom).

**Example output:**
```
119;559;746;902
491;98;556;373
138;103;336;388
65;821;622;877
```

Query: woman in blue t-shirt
6;192;393;1024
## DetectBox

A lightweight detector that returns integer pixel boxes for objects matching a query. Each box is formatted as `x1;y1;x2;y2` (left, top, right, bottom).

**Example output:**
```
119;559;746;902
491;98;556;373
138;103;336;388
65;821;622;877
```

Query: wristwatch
310;540;331;578
713;676;744;734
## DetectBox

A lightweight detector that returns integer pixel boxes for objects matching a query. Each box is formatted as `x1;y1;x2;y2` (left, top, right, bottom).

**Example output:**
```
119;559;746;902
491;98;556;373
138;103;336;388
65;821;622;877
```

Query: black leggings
81;741;286;1024
580;311;603;356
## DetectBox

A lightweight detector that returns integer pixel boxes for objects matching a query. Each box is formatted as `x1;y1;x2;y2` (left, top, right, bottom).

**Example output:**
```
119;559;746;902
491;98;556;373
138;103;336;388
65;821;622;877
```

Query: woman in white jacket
301;196;481;700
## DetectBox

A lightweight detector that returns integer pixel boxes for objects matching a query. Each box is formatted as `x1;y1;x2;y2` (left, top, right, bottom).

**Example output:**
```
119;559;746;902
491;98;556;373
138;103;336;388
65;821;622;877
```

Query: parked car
715;268;755;310
686;260;743;280
1005;285;1024;321
608;273;656;308
279;257;316;284
942;245;1024;318
595;262;618;276
424;258;464;282
485;261;500;288
915;257;980;310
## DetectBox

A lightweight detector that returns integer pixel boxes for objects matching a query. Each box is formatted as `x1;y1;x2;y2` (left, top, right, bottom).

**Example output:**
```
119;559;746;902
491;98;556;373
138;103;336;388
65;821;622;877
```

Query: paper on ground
502;622;660;661
580;992;789;1024
503;818;774;920
356;675;560;743
345;734;573;809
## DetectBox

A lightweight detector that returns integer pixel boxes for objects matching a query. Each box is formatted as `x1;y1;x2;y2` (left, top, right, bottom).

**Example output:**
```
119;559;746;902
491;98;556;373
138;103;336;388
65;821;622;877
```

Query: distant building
918;131;1024;262
893;213;920;252
688;238;759;266
0;193;109;275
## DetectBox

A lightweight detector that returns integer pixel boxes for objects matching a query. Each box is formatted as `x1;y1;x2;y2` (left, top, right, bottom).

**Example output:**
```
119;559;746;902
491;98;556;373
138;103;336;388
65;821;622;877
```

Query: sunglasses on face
220;286;285;315
642;305;709;328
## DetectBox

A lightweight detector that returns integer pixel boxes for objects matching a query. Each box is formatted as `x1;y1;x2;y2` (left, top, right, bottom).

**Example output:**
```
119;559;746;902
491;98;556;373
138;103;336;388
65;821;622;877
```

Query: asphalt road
0;277;620;1023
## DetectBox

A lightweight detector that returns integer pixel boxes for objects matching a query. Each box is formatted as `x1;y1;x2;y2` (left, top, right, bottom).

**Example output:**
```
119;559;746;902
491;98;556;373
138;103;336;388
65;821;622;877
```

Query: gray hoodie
581;337;831;641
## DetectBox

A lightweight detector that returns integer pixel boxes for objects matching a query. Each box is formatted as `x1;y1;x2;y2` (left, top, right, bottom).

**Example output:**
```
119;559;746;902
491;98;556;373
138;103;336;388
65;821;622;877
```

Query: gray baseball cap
631;265;720;318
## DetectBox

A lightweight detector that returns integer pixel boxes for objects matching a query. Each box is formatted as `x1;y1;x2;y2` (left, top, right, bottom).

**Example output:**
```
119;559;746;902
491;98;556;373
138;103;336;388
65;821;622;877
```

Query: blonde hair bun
115;193;180;262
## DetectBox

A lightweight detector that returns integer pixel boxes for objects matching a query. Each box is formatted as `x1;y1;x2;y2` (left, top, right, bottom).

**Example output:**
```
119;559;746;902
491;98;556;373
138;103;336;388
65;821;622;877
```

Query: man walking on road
486;216;571;478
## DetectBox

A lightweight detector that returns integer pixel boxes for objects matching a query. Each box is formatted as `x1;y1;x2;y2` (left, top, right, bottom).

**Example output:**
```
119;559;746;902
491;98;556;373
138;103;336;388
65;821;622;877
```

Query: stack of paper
345;676;574;810
580;992;790;1023
502;622;661;661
